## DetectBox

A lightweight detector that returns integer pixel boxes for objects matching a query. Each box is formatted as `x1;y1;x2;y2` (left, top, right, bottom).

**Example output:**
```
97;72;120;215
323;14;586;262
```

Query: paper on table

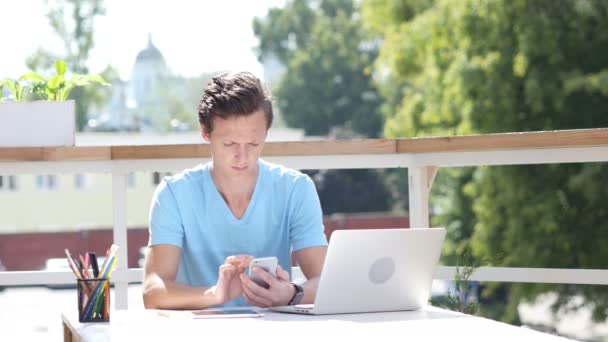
156;309;263;319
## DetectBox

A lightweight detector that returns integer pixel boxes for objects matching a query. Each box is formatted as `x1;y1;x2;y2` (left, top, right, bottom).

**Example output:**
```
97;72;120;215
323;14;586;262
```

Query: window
152;172;172;185
36;175;58;190
0;175;18;191
127;173;136;188
74;174;91;190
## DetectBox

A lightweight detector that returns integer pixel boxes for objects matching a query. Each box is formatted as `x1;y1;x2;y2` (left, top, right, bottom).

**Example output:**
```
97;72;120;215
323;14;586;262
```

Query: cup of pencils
66;244;119;323
78;277;110;322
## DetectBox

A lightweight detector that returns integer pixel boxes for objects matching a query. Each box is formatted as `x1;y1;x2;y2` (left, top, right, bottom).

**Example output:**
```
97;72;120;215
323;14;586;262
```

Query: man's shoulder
163;163;208;187
260;159;310;184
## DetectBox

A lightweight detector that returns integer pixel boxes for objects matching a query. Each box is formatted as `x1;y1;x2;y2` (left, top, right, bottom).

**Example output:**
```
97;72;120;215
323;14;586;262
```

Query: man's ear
201;126;211;142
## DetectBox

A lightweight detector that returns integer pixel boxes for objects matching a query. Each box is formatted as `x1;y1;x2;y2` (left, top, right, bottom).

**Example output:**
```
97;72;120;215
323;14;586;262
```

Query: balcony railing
1;128;607;309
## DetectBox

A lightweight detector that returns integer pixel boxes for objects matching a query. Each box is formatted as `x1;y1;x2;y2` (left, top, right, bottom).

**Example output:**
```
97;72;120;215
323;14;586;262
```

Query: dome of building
131;33;169;109
136;34;166;63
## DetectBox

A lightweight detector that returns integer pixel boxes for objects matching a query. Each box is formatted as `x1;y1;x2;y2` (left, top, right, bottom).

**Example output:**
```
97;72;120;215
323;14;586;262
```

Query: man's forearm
143;275;219;310
299;277;321;305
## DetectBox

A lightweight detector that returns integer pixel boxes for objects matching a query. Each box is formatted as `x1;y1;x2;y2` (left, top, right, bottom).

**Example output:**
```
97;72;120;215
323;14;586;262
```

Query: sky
0;0;285;80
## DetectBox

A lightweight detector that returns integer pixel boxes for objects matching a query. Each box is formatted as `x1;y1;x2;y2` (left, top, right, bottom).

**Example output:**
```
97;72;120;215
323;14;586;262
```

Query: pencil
98;244;118;277
64;249;83;280
89;252;100;278
79;254;92;279
103;279;109;320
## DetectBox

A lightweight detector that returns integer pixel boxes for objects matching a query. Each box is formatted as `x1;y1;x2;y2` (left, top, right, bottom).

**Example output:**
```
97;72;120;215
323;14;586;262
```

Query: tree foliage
253;0;397;216
363;0;608;322
254;0;383;137
27;0;107;130
306;168;391;215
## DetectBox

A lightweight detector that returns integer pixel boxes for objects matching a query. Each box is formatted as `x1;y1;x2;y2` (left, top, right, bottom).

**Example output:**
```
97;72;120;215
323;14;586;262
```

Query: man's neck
211;164;258;208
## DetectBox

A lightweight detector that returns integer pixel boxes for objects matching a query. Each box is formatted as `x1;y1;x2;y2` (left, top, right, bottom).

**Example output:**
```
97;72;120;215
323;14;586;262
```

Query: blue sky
1;0;285;80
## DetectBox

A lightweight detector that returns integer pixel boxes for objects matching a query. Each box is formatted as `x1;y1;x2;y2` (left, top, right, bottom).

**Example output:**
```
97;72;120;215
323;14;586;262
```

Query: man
143;72;328;309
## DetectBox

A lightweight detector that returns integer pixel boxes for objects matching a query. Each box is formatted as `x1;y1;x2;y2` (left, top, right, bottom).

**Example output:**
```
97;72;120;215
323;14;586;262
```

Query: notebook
270;228;446;315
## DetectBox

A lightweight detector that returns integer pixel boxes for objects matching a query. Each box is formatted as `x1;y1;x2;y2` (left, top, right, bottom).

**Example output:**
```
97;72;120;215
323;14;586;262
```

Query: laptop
270;228;446;315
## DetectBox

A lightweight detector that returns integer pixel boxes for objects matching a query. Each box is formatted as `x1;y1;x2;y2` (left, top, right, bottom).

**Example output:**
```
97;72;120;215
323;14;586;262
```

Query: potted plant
0;60;108;147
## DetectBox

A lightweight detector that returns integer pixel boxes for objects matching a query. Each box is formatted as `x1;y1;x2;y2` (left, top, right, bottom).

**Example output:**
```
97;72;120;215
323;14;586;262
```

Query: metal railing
1;128;608;309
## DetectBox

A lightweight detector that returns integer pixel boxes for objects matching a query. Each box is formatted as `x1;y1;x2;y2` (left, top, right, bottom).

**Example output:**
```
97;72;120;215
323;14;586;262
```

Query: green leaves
54;60;67;76
365;0;608;323
255;0;383;137
0;59;109;102
0;78;26;101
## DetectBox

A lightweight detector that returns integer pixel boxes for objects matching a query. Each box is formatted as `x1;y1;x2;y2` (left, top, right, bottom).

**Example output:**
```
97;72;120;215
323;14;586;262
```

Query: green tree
254;0;383;137
253;0;316;64
27;0;106;130
254;0;398;216
363;0;608;323
307;168;391;215
154;74;215;132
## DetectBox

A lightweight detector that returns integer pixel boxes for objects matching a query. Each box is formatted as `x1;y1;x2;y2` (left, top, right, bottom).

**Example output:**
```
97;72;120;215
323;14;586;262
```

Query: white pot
0;100;75;147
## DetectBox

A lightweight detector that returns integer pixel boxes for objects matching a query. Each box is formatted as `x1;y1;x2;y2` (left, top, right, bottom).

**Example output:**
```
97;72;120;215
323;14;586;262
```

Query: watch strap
288;282;304;305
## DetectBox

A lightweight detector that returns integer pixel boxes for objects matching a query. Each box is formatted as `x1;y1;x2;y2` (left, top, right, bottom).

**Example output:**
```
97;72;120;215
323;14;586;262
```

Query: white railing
1;128;608;309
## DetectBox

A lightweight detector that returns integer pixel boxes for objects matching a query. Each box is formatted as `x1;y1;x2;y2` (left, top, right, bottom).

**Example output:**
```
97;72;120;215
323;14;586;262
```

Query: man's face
202;109;268;178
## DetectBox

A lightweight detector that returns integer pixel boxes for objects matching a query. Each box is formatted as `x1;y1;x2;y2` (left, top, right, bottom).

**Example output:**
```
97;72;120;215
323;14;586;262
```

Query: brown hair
197;71;273;133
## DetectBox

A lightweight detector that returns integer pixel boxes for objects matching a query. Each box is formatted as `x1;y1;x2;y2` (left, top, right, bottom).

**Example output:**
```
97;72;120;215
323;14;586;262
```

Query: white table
62;306;575;342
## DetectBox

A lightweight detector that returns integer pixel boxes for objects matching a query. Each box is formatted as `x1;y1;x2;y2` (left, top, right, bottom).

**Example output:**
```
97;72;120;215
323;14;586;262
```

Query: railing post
408;166;438;228
112;171;129;309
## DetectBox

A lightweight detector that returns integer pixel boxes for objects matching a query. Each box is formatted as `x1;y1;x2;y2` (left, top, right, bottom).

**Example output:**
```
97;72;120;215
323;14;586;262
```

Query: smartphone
247;256;278;289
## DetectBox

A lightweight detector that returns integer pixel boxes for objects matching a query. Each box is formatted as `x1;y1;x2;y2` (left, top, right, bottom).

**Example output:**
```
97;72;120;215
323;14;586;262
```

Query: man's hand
211;255;253;305
240;265;295;307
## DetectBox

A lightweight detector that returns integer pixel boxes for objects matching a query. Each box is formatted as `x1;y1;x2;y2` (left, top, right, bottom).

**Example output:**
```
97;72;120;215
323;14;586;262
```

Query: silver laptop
270;228;446;315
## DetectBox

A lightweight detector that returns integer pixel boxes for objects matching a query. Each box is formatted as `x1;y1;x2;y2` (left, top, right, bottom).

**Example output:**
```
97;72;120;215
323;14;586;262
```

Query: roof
135;34;165;63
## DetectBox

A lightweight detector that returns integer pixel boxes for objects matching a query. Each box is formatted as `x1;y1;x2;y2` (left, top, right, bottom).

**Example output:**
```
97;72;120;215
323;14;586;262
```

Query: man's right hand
212;255;253;305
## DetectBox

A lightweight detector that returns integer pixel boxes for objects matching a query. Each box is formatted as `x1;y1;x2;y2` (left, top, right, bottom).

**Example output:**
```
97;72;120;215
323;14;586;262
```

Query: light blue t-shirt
148;159;328;307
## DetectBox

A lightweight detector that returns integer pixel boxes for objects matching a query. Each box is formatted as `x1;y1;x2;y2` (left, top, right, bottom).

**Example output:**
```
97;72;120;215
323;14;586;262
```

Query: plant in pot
0;60;109;147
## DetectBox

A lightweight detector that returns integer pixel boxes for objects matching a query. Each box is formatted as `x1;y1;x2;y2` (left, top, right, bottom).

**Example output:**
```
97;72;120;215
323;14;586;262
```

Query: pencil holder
78;278;110;322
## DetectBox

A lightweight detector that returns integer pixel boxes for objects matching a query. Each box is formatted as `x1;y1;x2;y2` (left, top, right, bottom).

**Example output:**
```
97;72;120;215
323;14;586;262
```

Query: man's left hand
240;265;295;307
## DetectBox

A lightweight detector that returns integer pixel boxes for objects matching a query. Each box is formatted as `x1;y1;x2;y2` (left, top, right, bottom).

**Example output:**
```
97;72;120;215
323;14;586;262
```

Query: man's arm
143;245;220;309
293;245;327;304
143;245;252;309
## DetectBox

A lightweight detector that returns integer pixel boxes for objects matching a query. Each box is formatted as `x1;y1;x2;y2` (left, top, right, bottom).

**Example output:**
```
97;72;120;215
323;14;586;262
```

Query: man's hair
197;71;273;133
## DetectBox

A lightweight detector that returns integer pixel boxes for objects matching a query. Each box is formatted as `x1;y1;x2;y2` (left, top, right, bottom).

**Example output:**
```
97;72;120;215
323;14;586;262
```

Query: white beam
412;146;608;167
112;172;129;309
408;166;437;228
435;266;608;285
3;267;607;286
0;269;144;286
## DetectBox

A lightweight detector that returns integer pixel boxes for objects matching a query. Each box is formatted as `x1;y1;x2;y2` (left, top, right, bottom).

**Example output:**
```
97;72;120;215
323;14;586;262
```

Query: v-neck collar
206;160;263;224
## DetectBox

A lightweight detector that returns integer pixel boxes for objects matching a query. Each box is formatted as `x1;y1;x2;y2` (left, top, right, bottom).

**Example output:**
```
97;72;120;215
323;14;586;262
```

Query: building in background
131;34;170;109
87;35;202;132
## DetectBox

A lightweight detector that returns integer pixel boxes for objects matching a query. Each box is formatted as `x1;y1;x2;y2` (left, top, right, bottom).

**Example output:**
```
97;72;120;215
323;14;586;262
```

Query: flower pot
0;100;75;147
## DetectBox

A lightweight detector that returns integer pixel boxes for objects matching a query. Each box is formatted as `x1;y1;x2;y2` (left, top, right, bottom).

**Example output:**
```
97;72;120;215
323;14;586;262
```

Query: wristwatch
288;282;304;305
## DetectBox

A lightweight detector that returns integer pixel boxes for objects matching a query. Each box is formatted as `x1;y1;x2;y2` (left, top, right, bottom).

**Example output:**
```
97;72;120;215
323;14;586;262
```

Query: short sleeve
289;175;328;251
148;178;185;248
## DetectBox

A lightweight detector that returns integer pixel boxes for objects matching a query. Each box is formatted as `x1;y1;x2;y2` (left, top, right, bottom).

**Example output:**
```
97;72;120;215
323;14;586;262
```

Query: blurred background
1;1;608;340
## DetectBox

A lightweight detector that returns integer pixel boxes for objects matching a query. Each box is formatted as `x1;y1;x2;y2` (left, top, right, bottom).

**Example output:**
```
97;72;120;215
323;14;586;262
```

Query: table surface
62;306;575;342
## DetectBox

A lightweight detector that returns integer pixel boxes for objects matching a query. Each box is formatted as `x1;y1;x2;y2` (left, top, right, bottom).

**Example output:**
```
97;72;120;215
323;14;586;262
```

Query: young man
143;72;328;309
